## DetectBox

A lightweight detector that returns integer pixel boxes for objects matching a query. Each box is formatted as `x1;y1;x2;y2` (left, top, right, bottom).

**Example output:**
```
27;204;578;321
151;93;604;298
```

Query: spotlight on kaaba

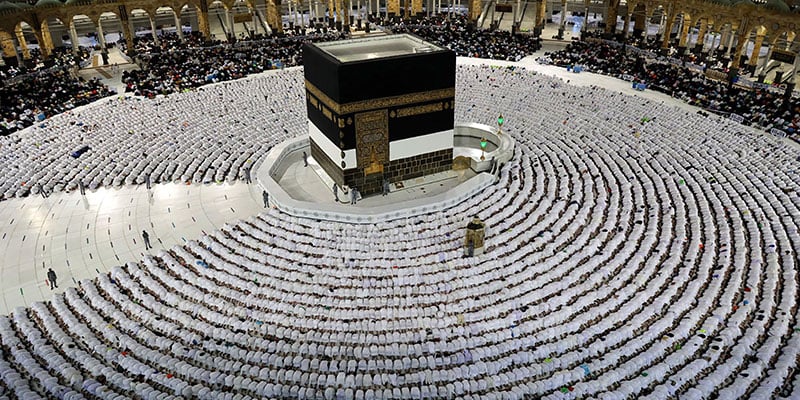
303;34;456;196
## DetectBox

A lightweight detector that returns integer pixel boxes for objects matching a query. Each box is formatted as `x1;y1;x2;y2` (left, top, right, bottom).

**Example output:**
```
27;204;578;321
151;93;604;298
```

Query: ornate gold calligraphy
306;80;455;115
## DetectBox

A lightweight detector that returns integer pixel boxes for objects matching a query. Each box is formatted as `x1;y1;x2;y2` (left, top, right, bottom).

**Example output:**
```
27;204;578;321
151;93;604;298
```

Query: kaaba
304;34;456;195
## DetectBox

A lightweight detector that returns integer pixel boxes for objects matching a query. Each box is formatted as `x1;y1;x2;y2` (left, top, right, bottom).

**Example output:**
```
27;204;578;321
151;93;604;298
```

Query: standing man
47;268;58;289
262;190;269;208
38;183;48;198
146;174;152;190
382;178;389;196
78;180;86;196
333;183;340;202
142;230;152;250
244;167;252;184
302;151;309;167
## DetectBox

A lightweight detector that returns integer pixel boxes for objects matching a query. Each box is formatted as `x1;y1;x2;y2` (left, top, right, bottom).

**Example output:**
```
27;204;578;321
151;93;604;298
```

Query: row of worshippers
1;65;798;399
387;15;542;61
541;39;800;137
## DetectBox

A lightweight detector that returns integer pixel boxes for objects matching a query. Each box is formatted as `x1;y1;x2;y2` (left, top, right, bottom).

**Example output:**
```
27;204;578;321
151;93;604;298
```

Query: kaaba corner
303;34;456;196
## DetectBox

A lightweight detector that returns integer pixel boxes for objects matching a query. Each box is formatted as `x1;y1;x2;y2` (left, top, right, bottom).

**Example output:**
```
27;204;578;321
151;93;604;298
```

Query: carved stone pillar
535;0;546;29
96;17;107;48
226;7;235;40
633;8;645;33
694;19;708;50
622;12;631;38
149;15;160;46
327;0;335;24
605;0;619;34
15;25;30;59
173;10;184;41
725;25;737;58
266;0;281;32
660;9;676;49
580;0;588;33
118;5;135;53
731;28;748;68
0;30;18;60
198;0;212;39
69;20;80;54
387;0;400;16
678;15;691;47
40;20;54;56
757;37;774;76
412;0;422;15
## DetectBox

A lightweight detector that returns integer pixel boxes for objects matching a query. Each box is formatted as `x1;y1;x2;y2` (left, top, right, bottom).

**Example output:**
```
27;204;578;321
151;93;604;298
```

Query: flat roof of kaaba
312;34;447;62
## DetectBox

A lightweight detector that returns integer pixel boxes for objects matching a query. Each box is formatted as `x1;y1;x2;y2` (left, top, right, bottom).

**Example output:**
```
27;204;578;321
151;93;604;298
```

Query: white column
149;16;160;46
582;4;589;32
725;27;735;57
758;44;772;76
299;1;305;28
69;20;80;54
232;9;239;38
173;11;185;41
97;18;106;48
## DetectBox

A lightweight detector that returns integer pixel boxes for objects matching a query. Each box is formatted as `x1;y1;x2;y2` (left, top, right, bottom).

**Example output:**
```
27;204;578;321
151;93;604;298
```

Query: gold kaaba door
355;110;389;176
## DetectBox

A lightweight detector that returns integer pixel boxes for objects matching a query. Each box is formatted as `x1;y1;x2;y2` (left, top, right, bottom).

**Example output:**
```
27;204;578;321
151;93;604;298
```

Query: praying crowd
387;15;542;61
542;39;800;138
0;70;113;136
0;46;106;135
1;64;799;399
121;32;346;97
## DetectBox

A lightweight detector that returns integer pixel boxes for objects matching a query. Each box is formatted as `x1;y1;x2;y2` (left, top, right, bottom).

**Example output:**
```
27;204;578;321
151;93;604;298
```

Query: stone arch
128;7;155;41
95;10;122;48
67;14;98;50
178;3;210;39
229;0;255;37
40;15;69;52
208;0;232;40
154;6;184;38
14;21;35;60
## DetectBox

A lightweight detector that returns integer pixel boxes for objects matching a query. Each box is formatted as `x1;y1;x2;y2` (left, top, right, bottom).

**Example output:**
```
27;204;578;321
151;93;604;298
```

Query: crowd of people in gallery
386;15;543;61
0;46;110;135
1;64;799;399
121;31;347;97
540;38;800;138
